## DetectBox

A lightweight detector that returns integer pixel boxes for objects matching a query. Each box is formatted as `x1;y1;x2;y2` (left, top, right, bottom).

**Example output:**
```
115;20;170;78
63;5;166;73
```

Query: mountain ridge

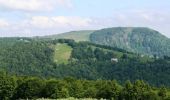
90;27;170;56
41;27;170;56
41;30;95;41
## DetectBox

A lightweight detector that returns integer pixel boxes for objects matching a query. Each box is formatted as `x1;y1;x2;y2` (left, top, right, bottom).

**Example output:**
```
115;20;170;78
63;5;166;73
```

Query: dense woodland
0;71;170;100
0;38;170;88
90;27;170;57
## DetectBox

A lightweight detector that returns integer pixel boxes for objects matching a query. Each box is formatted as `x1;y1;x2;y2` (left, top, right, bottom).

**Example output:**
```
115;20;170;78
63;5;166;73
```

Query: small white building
111;58;118;62
141;55;144;57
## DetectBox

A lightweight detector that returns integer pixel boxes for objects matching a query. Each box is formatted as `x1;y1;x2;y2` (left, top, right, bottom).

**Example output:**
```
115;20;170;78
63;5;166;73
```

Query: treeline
0;39;54;76
0;39;170;86
0;72;170;100
90;27;170;57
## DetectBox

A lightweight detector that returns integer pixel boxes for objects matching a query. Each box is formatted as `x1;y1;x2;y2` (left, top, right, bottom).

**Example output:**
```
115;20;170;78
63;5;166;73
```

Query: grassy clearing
46;30;95;42
53;43;72;64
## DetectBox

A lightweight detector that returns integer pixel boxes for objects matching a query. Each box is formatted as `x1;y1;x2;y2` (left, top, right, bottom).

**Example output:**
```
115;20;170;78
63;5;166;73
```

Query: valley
0;27;170;100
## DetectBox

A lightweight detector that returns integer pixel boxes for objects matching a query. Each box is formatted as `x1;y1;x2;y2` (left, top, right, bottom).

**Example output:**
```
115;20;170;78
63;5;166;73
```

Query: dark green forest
0;71;170;100
0;38;170;87
90;27;170;57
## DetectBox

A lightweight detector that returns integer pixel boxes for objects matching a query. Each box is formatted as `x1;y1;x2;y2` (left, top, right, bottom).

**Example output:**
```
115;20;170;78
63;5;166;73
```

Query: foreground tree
158;86;167;100
0;72;16;100
43;79;69;99
13;78;45;99
121;80;134;100
96;80;121;100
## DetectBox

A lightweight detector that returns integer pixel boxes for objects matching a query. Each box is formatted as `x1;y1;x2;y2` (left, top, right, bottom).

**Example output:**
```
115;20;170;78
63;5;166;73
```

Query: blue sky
0;0;170;37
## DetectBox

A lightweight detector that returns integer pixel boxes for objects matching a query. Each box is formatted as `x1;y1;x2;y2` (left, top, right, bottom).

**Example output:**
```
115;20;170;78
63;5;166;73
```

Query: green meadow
53;43;72;64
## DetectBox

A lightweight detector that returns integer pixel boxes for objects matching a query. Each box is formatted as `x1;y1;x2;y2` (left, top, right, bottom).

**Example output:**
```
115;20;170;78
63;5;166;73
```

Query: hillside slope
53;43;72;64
43;30;94;41
0;38;170;86
41;27;170;56
90;27;170;56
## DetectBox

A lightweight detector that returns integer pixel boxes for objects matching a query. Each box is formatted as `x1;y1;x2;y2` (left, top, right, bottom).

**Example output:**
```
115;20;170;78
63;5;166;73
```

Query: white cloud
28;16;92;29
30;16;54;28
112;10;170;25
0;16;93;37
52;16;92;27
0;10;170;38
0;0;72;12
0;19;9;28
111;10;170;37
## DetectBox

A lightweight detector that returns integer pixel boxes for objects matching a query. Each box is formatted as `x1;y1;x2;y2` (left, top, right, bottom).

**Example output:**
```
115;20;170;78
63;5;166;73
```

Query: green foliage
43;79;69;99
13;78;45;99
90;27;170;57
0;73;170;99
0;39;54;76
0;72;16;100
0;38;170;87
43;30;95;41
95;80;121;99
158;87;167;99
43;79;58;98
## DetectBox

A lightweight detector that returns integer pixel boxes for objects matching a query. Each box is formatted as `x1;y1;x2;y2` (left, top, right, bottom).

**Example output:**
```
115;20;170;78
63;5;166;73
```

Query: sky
0;0;170;37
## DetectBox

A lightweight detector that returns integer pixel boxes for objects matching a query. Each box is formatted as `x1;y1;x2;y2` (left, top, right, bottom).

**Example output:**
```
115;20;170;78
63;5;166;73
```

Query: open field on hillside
53;43;72;64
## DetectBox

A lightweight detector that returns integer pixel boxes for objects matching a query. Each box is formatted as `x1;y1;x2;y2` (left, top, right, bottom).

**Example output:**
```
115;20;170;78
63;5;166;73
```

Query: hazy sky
0;0;170;37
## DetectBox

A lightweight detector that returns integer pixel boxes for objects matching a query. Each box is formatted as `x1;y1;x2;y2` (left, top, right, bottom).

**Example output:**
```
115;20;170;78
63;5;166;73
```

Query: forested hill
40;30;95;41
0;38;170;86
90;27;170;57
41;27;170;57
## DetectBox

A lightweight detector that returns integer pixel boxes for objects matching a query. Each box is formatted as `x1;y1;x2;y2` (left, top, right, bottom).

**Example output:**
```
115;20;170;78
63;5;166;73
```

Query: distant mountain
90;27;170;56
42;30;95;41
41;27;170;56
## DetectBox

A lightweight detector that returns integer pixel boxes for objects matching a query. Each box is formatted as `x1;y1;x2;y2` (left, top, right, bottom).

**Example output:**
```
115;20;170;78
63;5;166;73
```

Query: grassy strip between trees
53;43;72;64
0;72;170;100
